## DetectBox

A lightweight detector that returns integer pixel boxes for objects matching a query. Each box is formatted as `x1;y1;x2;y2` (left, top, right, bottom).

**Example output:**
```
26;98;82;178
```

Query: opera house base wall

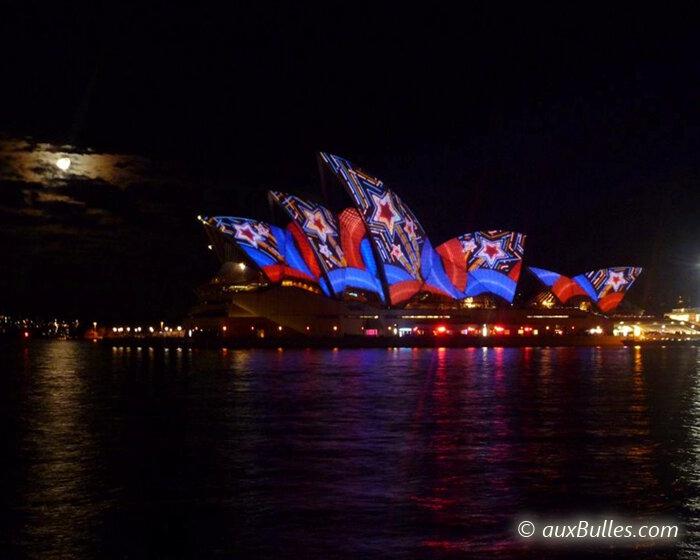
185;285;616;343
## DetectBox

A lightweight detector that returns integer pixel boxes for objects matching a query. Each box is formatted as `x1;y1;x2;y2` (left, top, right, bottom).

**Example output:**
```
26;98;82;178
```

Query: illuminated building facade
191;153;643;337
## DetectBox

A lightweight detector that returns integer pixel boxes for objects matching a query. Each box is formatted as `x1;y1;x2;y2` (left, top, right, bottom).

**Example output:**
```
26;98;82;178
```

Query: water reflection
679;350;700;558
0;342;698;559
14;342;106;557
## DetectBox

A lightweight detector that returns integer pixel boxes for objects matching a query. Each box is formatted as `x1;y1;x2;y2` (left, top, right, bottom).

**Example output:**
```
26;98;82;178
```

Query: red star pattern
608;270;627;291
475;240;508;267
233;222;263;247
303;208;334;243
370;192;401;235
390;243;403;261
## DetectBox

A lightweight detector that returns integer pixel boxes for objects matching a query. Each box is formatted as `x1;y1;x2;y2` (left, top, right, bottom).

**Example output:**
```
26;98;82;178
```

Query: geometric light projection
204;216;319;286
319;152;427;305
269;191;384;300
458;230;526;302
434;238;468;292
420;239;466;299
529;266;643;312
337;208;386;301
201;153;641;315
528;267;588;303
576;267;643;312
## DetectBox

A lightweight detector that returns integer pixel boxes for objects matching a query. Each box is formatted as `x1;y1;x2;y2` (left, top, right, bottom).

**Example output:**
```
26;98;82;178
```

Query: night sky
0;4;698;321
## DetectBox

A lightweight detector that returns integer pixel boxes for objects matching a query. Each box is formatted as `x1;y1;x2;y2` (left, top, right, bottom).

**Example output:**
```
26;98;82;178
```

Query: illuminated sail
576;267;643;312
320;152;427;305
420;239;465;299
529;267;587;303
458;230;526;302
530;266;642;312
205;216;319;285
434;237;468;292
269;192;384;300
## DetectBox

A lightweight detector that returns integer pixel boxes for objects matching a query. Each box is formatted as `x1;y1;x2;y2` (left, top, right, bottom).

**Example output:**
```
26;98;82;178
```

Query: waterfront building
188;153;643;338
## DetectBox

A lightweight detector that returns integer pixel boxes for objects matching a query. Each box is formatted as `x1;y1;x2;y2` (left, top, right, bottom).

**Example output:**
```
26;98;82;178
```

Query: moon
56;157;71;171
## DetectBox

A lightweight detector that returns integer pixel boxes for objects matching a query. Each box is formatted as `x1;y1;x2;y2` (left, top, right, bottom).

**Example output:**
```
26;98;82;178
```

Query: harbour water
0;341;698;558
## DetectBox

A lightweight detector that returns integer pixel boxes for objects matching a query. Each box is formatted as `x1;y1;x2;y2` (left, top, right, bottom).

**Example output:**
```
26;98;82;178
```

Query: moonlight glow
56;157;71;171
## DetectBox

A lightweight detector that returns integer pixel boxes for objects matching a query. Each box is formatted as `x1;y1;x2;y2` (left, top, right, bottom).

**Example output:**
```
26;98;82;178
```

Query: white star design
461;238;477;256
475;240;508;267
254;223;270;237
303;208;334;243
390;243;403;261
233;222;263;247
370;192;402;235
608;270;627;291
319;244;333;259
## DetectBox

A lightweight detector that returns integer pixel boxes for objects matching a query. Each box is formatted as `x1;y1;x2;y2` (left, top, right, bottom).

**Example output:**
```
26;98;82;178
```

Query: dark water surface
1;342;699;559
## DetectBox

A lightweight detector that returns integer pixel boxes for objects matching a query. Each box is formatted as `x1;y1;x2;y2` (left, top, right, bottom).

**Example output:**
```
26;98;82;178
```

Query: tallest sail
320;153;428;305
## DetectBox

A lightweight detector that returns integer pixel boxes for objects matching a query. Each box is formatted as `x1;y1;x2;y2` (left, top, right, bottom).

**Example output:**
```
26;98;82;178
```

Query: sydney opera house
190;153;642;339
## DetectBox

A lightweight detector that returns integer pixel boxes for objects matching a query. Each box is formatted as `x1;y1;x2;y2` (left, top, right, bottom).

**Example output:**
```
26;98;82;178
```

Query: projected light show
206;216;319;286
201;154;642;314
3;6;700;560
269;191;385;300
529;266;643;312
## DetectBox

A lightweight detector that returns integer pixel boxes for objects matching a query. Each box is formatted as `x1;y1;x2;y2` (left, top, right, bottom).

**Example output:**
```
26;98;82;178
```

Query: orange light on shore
436;325;447;334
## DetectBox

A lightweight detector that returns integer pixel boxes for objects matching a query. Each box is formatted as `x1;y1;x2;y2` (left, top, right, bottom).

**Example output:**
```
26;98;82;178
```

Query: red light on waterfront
23;331;29;339
436;325;447;334
493;325;505;333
